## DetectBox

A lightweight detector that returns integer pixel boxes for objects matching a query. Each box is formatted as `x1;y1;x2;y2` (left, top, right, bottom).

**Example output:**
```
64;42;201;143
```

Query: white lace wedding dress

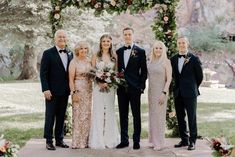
89;60;120;149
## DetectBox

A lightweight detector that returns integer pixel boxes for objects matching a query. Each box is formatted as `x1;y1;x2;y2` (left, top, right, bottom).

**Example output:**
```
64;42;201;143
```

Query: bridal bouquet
0;135;19;157
90;61;126;93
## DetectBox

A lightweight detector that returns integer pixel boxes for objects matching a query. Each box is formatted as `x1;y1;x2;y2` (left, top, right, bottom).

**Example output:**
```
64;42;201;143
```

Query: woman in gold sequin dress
69;41;92;149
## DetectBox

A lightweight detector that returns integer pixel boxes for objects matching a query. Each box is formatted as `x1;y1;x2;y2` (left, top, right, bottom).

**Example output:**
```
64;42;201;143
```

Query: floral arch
50;0;179;136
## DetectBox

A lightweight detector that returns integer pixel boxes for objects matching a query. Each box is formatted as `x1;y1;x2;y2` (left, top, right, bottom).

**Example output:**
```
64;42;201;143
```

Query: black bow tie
124;45;131;50
178;54;186;58
59;49;67;53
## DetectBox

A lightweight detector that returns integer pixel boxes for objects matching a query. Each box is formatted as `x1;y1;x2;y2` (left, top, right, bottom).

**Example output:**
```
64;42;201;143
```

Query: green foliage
152;0;179;137
50;0;179;136
64;103;72;136
186;26;235;53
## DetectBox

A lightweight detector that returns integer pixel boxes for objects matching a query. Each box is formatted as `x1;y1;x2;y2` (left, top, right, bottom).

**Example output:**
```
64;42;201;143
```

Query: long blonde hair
150;40;168;64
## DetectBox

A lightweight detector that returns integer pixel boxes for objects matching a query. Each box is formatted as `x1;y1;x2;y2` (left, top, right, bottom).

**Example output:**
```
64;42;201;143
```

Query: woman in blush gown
69;41;92;149
89;34;120;149
147;41;172;151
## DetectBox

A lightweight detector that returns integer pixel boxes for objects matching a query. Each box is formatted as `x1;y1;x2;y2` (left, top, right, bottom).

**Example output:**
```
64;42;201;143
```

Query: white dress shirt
178;52;187;73
56;46;68;71
124;43;134;68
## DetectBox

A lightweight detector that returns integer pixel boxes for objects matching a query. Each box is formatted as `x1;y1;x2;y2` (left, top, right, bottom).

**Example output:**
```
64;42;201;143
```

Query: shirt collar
179;51;188;56
124;43;134;49
56;45;66;53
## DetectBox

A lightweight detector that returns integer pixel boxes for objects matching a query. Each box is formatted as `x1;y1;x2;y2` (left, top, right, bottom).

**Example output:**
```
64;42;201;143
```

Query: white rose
110;0;116;6
105;78;111;83
96;71;103;78
54;13;60;19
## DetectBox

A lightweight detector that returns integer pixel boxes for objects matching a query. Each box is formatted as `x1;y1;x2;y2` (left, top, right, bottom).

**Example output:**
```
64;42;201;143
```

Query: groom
116;27;147;150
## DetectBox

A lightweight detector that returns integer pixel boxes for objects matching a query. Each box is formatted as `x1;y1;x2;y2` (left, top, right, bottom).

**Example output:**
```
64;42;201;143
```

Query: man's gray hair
54;29;67;38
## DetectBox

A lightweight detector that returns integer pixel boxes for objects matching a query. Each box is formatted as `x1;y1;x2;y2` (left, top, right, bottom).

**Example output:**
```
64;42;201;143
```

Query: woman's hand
98;83;108;90
158;93;166;105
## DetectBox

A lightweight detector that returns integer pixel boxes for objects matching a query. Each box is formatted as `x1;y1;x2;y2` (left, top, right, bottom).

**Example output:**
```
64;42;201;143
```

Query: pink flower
163;16;169;22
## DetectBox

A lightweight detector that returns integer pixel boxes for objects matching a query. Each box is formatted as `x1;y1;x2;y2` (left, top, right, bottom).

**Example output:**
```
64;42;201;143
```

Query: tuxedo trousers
44;95;68;143
117;87;141;144
174;94;197;143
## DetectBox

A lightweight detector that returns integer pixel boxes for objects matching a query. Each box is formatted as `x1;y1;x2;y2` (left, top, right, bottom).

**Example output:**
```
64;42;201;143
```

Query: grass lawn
0;101;235;149
0;113;44;147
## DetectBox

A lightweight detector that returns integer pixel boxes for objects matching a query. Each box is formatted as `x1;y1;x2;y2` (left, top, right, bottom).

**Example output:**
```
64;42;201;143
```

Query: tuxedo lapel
180;53;192;74
66;51;73;71
125;45;135;70
120;47;126;70
174;56;180;75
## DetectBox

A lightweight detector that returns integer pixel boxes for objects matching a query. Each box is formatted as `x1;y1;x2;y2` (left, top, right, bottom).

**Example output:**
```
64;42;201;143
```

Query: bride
89;34;120;149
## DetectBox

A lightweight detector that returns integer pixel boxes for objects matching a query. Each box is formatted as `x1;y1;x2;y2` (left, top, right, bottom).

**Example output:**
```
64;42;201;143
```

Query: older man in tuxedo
40;30;73;150
170;36;203;150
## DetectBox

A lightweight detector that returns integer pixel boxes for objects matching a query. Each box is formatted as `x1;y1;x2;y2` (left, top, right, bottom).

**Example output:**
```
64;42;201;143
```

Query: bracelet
162;91;167;95
70;90;77;95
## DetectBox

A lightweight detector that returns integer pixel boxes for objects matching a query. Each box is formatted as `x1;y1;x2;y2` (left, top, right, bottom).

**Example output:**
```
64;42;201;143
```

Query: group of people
40;27;203;152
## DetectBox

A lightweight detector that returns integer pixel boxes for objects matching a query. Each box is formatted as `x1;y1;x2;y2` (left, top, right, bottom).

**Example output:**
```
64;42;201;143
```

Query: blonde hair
74;41;90;56
150;40;168;64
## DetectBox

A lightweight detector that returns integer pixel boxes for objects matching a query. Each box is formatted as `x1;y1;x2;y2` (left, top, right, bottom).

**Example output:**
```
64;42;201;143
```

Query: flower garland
50;0;158;34
152;0;180;137
50;0;180;136
64;103;72;136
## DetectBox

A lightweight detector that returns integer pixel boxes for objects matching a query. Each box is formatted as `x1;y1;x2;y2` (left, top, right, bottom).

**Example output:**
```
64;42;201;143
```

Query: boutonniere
68;51;72;55
130;49;138;57
184;56;191;65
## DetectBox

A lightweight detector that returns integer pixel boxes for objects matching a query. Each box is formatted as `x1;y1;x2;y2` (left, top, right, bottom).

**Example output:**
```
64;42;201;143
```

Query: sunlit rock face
176;0;235;27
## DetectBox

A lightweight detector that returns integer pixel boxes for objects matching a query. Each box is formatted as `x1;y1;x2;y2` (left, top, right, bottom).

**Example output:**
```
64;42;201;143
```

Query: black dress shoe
56;141;69;148
188;142;195;150
116;142;129;149
133;142;140;150
174;141;189;148
46;143;56;150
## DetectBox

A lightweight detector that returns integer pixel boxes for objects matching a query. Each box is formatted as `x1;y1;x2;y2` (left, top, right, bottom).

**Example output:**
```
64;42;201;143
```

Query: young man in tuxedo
170;36;203;150
116;27;147;150
40;30;73;150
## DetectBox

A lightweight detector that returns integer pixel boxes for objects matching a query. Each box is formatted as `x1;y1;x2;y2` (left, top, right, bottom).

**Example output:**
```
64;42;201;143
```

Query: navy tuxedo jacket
40;46;73;96
170;52;203;98
116;44;147;92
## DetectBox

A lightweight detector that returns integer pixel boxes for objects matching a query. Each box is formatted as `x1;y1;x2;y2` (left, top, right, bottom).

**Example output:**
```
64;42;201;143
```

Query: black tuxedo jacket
40;46;73;96
170;52;203;98
116;44;147;92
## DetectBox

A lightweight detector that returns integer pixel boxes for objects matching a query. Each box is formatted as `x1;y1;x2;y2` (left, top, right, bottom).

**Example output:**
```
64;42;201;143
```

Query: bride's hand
98;83;108;89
